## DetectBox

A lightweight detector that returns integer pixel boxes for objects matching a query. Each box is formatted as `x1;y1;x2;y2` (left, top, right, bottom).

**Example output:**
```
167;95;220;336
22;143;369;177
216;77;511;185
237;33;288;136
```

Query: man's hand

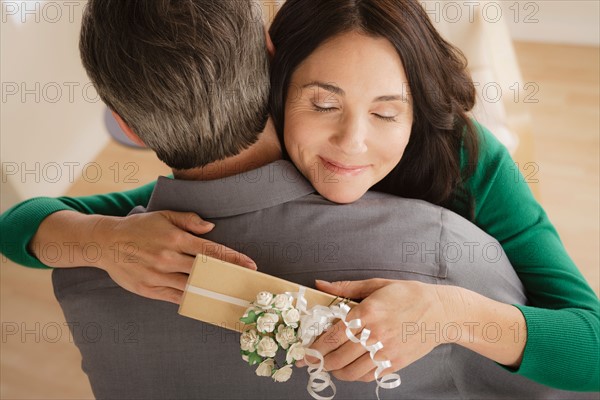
33;210;257;304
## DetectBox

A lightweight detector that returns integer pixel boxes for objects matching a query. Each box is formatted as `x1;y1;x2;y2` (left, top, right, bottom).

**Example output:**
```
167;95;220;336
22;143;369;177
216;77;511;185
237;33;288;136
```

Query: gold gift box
178;254;356;332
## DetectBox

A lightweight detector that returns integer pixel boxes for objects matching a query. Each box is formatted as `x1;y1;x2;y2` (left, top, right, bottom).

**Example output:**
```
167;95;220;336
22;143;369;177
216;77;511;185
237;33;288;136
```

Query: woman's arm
0;179;257;304
1;179;158;268
463;123;600;391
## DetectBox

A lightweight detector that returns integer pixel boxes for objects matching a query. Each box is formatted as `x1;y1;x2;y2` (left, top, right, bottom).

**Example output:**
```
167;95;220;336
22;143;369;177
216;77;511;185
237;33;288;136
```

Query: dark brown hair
269;0;478;215
80;0;270;170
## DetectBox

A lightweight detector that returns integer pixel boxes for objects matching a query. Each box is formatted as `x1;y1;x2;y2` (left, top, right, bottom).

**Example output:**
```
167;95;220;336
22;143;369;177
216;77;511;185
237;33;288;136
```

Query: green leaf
248;351;263;366
240;310;258;324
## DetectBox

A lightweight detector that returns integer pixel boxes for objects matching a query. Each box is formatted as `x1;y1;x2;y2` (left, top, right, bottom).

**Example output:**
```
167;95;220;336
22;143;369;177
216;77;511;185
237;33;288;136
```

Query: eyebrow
373;95;404;102
302;81;345;97
302;81;405;103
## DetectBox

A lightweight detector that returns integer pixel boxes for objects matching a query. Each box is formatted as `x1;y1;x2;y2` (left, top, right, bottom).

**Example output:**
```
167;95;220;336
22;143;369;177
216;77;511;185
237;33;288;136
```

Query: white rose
256;337;278;358
272;294;293;310
282;308;300;328
255;358;275;377
242;354;249;362
240;329;259;352
272;364;293;382
286;342;306;364
256;312;279;333
256;292;274;308
275;324;297;349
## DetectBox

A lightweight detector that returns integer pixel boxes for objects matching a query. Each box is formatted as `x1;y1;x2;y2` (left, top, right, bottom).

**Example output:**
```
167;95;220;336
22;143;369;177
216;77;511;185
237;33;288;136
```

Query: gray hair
80;0;270;169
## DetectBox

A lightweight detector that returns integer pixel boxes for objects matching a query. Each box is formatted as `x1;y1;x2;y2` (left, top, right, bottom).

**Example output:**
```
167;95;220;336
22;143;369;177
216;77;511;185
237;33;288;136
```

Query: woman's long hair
269;0;478;217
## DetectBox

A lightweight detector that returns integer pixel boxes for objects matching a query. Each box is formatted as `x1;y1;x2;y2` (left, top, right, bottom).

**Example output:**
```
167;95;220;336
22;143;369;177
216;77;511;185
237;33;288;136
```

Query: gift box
179;254;356;332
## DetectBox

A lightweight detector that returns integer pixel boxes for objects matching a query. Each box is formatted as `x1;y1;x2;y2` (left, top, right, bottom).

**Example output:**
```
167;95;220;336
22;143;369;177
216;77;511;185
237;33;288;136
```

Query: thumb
315;278;392;300
162;211;215;235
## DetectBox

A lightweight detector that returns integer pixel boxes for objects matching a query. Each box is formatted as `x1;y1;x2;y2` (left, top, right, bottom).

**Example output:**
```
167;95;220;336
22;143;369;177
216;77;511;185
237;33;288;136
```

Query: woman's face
284;31;413;204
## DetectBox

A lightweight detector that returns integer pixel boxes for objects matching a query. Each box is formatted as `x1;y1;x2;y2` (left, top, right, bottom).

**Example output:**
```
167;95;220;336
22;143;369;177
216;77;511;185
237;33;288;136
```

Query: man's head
80;0;270;170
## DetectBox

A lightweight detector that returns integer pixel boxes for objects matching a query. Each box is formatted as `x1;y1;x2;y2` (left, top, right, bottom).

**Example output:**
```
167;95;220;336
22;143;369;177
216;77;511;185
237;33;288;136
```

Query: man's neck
173;118;282;181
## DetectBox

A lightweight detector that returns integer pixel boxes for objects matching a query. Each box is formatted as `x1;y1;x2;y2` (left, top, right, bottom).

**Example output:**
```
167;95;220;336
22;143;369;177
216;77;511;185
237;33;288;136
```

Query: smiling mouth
319;156;370;176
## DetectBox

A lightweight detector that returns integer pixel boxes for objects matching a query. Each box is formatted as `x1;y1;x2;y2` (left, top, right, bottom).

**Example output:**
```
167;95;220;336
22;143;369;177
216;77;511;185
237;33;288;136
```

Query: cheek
283;106;303;156
284;119;311;160
283;111;325;157
373;128;411;169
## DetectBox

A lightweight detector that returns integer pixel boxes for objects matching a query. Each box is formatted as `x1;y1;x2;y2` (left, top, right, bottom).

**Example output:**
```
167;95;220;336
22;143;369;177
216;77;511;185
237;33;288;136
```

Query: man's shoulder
297;191;448;221
304;191;497;244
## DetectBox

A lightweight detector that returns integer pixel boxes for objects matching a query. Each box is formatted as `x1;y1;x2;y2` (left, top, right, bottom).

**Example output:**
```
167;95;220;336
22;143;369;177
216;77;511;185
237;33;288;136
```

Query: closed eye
373;114;398;122
312;104;338;113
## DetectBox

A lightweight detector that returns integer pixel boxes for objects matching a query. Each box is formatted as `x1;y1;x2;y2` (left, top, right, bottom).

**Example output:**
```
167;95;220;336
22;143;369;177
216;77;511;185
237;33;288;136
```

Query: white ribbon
186;284;252;308
285;287;401;400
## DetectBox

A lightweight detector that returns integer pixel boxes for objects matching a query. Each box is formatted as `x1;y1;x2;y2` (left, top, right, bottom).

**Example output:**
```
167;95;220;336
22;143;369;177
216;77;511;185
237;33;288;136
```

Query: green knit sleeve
0;179;158;269
464;122;600;391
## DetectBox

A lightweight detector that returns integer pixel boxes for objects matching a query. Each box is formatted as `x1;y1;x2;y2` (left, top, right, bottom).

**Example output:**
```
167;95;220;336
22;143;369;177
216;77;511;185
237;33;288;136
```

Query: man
0;1;591;399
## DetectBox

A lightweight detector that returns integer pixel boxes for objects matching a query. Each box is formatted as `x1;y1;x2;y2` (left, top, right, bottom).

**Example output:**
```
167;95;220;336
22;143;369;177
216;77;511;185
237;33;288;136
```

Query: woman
1;0;598;392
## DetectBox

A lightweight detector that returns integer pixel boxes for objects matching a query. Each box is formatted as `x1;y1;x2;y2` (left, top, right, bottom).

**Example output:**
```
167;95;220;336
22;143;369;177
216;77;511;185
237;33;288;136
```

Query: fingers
300;320;351;366
140;285;184;305
183;236;257;270
333;352;378;382
133;272;189;304
315;278;392;299
357;363;398;383
158;211;258;270
161;210;215;235
357;367;377;383
322;339;366;374
151;271;189;292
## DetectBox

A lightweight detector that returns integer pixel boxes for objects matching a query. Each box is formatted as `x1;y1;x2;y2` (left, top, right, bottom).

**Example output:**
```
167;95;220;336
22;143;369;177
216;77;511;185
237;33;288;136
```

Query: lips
319;156;370;176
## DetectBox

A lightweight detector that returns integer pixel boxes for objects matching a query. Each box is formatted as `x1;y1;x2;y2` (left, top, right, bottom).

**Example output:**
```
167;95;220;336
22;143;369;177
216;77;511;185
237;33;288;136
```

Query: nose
331;113;368;156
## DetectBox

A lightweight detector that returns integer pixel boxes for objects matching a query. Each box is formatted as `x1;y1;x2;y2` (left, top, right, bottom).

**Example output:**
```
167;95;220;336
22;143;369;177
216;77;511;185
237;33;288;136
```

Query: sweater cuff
0;198;76;269
499;304;600;391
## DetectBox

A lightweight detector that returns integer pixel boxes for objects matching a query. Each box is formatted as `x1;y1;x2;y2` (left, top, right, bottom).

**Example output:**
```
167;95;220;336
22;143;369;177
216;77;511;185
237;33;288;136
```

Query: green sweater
1;124;598;391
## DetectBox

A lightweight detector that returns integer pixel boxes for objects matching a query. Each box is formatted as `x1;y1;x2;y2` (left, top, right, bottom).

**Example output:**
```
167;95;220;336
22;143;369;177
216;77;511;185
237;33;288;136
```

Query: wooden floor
1;41;598;399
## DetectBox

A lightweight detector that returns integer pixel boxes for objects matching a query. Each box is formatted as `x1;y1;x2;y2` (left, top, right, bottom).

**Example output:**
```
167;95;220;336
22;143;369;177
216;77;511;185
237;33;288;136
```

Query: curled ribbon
286;287;401;400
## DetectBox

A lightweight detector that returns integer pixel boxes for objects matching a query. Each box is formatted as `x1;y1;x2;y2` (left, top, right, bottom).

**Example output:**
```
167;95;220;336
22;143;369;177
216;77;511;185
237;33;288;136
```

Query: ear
264;26;275;58
111;111;146;147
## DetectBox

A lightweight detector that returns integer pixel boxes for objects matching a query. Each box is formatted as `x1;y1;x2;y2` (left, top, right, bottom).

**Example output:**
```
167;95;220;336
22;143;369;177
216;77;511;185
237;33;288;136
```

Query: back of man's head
80;0;270;170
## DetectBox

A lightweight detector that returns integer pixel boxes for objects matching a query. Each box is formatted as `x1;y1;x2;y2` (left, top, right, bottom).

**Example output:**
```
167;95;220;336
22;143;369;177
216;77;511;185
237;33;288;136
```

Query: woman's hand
298;278;526;382
96;210;257;304
32;210;257;305
297;279;447;381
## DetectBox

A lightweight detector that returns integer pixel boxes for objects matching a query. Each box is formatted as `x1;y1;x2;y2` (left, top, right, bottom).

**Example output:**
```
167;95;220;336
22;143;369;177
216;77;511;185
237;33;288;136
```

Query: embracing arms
0;179;256;304
1;126;598;390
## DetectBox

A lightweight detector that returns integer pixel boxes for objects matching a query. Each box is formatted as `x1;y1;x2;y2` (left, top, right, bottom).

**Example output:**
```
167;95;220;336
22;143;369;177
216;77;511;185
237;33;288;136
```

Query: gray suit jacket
53;161;592;399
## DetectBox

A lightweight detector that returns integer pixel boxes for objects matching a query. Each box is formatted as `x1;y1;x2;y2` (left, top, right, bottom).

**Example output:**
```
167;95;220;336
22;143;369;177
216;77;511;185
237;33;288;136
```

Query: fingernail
200;221;215;228
315;279;331;285
244;256;257;270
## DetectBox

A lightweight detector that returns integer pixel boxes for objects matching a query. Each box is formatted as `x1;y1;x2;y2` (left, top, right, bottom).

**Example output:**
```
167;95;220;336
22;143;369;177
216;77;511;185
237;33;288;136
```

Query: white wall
1;0;108;212
420;1;599;46
501;0;600;46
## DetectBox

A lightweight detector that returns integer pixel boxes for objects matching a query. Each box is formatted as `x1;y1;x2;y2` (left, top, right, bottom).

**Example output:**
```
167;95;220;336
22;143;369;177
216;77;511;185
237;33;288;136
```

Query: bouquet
239;289;400;400
239;292;306;382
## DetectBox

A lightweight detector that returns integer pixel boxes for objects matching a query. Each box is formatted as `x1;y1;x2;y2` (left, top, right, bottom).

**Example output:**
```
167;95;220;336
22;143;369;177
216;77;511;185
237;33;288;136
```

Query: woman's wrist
88;213;125;271
434;285;468;345
31;210;122;269
435;285;527;368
